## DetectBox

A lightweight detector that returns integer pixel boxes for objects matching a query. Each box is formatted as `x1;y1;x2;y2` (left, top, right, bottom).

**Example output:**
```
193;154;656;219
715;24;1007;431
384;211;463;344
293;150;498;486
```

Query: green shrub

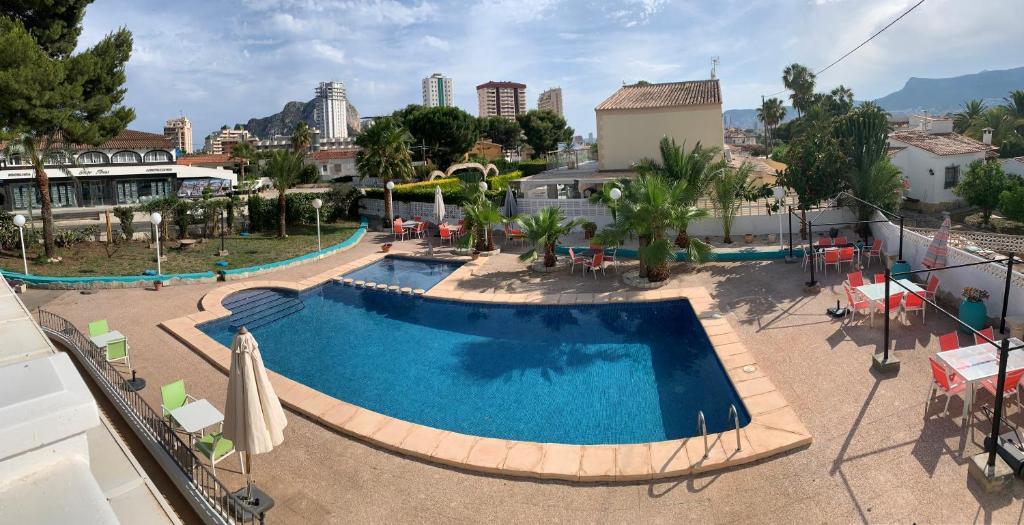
246;191;354;232
360;171;523;206
0;211;39;251
54;226;98;248
112;206;135;241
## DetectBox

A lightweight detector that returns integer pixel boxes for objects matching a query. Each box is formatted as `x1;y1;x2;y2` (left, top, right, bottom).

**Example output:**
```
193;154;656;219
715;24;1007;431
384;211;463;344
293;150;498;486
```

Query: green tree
479;116;522;152
517;110;573;159
782;63;816;117
777;120;845;238
518;207;583;267
709;163;756;243
260;150;305;236
402;106;479;169
588;180;625;222
954;99;987;133
458;189;503;252
757;97;786;154
999;184;1024;223
291;121;311;153
112;205;134;241
954;160;1011;226
0;7;134;257
822;85;855;116
355;117;414;224
835;105;903;237
230;141;255;184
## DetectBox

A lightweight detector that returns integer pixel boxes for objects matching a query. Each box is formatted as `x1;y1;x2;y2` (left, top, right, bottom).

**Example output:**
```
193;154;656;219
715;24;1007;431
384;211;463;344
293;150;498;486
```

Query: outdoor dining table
90;330;126;348
935;338;1024;422
169;398;224;446
401;221;422;230
854;279;923;325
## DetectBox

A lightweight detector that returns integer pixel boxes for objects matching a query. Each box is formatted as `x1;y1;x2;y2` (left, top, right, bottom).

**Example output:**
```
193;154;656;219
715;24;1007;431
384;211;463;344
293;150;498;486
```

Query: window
78;151;108;165
944;165;960;189
143;150;172;163
111;150;142;164
11;183;77;209
116;178;172;204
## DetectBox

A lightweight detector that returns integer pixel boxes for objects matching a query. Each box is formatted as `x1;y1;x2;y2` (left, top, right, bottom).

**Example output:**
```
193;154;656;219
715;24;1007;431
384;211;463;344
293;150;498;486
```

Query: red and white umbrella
922;215;951;269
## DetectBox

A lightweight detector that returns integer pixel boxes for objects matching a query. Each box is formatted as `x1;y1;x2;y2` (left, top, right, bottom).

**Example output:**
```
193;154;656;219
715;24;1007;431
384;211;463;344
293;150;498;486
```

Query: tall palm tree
260;150;305;237
827;85;855;114
709;163;755;243
757;97;786;153
291;122;312;153
967;106;1013;145
355;118;414;224
954;99;987;133
782;63;816;117
518;207;583;267
1003;90;1024;135
230;141;255;185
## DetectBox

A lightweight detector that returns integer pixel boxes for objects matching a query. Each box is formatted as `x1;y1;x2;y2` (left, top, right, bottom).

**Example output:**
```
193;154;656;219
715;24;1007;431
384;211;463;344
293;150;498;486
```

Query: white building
538;87;563;116
1001;156;1024;178
422;73;453;107
307;149;358;181
724;128;757;146
887;115;997;210
203;127;252;155
315;81;348;140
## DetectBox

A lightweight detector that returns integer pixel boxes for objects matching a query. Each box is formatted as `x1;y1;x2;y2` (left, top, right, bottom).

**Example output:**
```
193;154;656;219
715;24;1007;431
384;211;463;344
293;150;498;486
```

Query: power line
762;0;926;99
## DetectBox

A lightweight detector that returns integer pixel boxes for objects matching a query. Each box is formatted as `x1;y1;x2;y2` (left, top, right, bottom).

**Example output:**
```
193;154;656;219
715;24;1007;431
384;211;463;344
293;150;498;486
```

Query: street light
609;187;622;201
385;180;396;225
312;198;323;251
773;185;786;251
478;181;488;192
150;212;162;277
13;214;28;275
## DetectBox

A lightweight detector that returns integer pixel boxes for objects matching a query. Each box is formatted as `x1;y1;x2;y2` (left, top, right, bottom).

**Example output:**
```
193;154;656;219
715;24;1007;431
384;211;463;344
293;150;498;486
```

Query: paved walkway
26;232;1024;523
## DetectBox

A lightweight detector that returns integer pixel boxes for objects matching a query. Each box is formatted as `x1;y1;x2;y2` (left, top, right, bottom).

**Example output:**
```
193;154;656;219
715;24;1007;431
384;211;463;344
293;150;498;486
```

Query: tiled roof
889;130;995;156
176;153;233;165
595;80;721;111
310;149;357;161
724;128;752;138
476;81;526;90
97;130;175;150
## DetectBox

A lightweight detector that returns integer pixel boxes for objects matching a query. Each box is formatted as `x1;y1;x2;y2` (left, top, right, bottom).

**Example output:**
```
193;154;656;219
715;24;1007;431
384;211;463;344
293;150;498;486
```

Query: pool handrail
728;404;742;451
697;410;709;459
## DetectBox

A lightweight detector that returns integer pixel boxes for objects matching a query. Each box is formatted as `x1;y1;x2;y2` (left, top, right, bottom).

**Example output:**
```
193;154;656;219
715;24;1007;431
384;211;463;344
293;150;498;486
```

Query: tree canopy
478;116;522;151
394;105;479;169
954;160;1012;226
517;110;573;159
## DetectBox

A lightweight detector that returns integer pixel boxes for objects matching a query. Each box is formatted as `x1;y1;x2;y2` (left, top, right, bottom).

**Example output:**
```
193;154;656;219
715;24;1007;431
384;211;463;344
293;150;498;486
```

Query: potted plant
153;280;162;291
959;287;990;333
744;233;754;243
581;221;597;240
381;243;393;253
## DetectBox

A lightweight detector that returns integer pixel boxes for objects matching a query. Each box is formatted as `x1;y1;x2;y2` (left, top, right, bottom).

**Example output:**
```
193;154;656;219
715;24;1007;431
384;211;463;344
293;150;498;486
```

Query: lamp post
218;207;228;256
478;181;488;193
772;186;786;252
312;198;323;252
13;214;28;275
385;180;395;227
150;212;162;277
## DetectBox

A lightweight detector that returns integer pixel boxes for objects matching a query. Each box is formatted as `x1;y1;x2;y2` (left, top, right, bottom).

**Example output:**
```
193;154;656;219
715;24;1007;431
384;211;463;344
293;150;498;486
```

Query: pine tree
0;1;134;257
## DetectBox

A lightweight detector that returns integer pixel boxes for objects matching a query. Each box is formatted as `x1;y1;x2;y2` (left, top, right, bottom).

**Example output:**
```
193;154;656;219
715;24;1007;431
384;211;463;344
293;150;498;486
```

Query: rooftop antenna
710;57;720;80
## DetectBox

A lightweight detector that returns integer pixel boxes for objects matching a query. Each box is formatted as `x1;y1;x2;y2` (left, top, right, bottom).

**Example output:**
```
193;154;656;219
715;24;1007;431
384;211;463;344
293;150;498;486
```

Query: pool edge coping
160;253;812;482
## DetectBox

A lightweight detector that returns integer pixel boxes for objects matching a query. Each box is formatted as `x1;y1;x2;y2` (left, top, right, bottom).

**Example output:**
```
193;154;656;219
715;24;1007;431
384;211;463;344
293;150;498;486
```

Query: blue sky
78;0;1021;149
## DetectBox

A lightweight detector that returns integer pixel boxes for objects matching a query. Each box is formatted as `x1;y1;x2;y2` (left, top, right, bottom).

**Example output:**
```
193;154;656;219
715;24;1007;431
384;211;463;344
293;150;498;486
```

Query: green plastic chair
195;432;235;476
88;320;110;337
160;380;196;421
105;338;130;369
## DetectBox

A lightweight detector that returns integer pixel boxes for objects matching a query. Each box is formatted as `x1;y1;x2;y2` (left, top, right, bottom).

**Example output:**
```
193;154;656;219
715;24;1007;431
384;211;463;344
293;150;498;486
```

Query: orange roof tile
889;130;995;156
310;149;357;161
177;153;233;165
595;80;721;111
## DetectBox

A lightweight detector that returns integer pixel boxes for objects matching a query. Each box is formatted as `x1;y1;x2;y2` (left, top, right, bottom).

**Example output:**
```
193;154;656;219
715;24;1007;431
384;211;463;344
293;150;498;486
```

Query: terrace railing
37;309;263;525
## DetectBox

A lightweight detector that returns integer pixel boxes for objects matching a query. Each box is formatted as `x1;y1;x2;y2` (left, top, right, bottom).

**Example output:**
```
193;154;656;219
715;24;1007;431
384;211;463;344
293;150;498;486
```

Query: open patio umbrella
223;327;287;504
502;186;518;218
921;213;951;269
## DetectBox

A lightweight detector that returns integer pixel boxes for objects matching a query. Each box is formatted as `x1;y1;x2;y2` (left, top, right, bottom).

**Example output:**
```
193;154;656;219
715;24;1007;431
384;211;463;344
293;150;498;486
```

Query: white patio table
90;330;126;348
935;338;1024;422
170;399;224;445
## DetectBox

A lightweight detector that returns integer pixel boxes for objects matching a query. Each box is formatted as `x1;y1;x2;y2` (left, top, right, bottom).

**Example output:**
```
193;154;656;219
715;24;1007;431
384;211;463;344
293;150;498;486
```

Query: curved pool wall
556;244;806;262
342;255;463;291
1;217;368;288
198;283;750;445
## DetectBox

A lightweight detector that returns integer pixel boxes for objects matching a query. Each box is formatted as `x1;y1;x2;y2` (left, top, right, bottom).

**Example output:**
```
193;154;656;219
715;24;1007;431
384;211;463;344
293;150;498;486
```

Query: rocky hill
245;99;360;139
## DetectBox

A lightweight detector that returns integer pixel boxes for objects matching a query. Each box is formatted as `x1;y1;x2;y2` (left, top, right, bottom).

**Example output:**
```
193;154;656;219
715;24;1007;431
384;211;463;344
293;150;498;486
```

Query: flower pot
744;233;754;244
958;299;987;334
381;244;392;253
471;252;480;260
153;280;162;291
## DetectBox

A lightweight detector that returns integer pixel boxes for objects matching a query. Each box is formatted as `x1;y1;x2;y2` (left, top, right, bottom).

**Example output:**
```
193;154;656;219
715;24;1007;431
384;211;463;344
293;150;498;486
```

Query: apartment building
537;87;563;116
203;127;252;155
422;73;453;107
315;81;348;140
162;116;193;154
476;81;527;119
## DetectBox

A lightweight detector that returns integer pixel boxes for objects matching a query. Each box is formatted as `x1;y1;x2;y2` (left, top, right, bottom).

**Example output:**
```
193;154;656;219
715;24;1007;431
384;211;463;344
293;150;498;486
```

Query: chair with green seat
105;338;131;369
195;432;235;476
160;380;197;423
88;320;110;337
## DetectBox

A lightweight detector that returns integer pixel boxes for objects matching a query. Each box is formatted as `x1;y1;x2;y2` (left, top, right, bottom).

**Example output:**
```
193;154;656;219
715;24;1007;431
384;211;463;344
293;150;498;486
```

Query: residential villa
595;79;725;170
308;149;358;181
887;114;997;211
724;127;757;146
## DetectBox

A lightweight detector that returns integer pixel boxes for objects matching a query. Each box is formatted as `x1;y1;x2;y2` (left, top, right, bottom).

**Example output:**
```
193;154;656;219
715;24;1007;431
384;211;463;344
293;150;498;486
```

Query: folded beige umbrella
223;326;287;501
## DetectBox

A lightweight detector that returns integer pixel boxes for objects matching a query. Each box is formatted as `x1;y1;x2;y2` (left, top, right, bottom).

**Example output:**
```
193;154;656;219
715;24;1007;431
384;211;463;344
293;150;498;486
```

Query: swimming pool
343;256;462;291
199;284;750;445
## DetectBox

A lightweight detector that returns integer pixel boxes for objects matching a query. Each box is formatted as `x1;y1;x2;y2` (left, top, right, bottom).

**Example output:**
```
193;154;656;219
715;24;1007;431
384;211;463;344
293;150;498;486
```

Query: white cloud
421;35;450;51
310;41;347;64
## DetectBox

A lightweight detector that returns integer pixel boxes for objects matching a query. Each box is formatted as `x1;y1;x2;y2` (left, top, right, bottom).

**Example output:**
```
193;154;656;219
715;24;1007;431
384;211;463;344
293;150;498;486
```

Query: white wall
888;146;983;205
870;211;1024;317
1002;158;1024;178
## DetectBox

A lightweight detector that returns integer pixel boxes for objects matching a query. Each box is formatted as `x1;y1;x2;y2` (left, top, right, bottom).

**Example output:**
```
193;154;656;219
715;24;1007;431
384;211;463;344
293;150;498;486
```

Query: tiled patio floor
26;232;1024;523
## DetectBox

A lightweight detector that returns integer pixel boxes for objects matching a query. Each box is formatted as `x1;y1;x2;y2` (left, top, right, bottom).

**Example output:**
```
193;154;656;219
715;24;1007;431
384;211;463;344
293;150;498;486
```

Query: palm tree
355;118;414;224
782;63;816;117
633;137;723;247
260;150;305;237
709;163;756;243
836;105;903;239
757;97;786;153
518;207;583;267
230;141;255;185
827;85;855;115
291;122;312;153
458;197;503;252
588;180;625;222
597;175;712;282
2;135;78;257
954;99;987;133
1003;90;1024;135
967;106;1013;145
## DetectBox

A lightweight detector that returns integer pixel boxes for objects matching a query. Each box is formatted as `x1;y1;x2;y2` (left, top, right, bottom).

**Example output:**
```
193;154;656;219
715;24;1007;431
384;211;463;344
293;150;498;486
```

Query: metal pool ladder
728;404;742;451
697;411;709;458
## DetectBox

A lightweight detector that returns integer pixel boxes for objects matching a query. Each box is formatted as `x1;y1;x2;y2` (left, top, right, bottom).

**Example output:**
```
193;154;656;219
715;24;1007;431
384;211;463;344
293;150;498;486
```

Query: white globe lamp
149;212;162;277
311;198;323;251
13;214;28;275
609;188;622;201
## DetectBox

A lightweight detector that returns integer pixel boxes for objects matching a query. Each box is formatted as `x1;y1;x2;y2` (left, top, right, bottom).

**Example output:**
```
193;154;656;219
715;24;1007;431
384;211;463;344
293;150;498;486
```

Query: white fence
870;211;1024;317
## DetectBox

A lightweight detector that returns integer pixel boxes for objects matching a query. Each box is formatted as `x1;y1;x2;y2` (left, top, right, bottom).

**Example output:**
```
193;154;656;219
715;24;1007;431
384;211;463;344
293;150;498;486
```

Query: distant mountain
245;99;360;140
873;67;1024;114
723;66;1024;129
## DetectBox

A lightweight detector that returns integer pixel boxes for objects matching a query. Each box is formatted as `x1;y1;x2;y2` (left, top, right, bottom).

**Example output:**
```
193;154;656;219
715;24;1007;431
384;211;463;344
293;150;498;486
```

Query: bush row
247;187;359;232
360;171;523;205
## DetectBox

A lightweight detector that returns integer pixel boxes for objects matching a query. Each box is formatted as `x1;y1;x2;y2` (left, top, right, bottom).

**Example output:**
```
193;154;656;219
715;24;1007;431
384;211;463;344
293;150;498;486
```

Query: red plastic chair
872;292;903;327
392;218;406;241
923;275;940;302
415;221;427;238
439;224;453;246
938;331;960;352
567;248;587;274
927;357;966;416
844;285;870;323
874;273;886;284
980;368;1024;415
847;271;865;288
864;239;884;267
838;247;856;271
903;292;926;322
815;238;832;248
974;327;995;346
583;251;605;279
822;250;841;275
835;236;848;246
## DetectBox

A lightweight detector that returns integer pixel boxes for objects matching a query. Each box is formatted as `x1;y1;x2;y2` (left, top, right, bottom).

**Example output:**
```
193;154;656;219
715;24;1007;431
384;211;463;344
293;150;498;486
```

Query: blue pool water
343;256;462;291
200;285;750;444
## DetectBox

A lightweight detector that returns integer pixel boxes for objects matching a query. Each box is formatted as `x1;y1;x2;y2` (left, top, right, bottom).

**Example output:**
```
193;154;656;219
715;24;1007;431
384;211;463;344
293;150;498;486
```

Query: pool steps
222;289;304;331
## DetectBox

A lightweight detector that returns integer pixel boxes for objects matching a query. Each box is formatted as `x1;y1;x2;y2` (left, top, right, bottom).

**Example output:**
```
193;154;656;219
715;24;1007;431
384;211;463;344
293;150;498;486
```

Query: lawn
0;221;360;277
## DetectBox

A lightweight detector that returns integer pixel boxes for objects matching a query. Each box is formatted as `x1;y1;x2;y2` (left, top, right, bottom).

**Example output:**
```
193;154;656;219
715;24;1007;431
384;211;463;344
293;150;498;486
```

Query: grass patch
0;221;359;277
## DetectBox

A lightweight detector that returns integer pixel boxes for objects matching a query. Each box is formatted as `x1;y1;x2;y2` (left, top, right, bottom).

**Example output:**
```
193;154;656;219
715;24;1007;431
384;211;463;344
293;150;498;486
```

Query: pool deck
160;247;810;482
23;231;1024;523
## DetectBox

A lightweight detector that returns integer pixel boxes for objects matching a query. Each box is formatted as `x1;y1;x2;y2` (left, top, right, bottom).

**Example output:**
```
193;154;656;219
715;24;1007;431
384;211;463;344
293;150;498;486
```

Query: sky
76;0;1022;150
